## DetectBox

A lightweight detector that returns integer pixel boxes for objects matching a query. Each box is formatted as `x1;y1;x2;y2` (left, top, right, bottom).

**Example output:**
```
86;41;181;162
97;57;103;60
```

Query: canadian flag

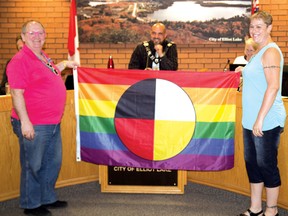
252;0;259;14
68;0;80;64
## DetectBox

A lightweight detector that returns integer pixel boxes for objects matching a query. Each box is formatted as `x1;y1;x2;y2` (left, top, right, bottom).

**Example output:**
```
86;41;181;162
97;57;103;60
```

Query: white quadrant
154;79;195;121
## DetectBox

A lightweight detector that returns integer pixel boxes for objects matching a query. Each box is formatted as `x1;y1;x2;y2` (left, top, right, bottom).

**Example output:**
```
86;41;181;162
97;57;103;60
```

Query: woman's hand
253;120;264;137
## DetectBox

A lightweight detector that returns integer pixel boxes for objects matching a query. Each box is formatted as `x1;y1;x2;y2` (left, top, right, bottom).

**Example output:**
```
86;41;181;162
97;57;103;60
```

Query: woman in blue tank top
238;11;286;216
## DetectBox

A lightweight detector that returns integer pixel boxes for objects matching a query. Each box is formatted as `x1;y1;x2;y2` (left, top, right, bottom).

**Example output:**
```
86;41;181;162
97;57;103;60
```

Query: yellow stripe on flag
79;99;236;122
195;104;236;122
79;99;116;118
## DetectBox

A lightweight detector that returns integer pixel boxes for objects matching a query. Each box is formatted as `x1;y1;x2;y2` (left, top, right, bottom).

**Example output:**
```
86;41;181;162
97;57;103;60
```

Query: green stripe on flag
80;116;234;139
194;122;235;139
80;115;116;133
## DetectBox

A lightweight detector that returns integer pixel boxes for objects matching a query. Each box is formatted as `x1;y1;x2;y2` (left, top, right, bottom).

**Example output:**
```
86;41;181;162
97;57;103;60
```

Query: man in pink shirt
7;20;78;216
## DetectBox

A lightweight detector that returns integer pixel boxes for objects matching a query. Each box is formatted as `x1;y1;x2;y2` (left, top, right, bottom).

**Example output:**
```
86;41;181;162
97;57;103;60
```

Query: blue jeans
11;118;62;209
243;126;283;188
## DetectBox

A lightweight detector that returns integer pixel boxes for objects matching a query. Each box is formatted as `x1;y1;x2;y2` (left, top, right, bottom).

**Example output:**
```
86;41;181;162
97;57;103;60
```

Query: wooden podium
99;165;187;194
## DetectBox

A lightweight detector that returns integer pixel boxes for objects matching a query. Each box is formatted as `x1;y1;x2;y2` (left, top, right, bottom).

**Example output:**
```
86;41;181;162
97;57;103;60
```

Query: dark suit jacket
128;40;178;71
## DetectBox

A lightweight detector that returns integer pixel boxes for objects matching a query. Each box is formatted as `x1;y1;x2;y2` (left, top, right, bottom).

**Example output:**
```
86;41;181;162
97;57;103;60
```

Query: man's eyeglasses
24;31;46;38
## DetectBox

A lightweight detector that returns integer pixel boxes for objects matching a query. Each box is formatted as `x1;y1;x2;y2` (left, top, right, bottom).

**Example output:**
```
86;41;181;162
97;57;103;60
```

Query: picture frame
77;0;252;44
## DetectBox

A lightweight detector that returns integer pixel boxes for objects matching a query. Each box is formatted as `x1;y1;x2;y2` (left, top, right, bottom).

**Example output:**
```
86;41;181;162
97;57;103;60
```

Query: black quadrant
115;79;156;119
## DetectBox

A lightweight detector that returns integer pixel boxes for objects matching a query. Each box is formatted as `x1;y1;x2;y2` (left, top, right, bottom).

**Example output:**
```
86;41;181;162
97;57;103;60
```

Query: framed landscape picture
77;0;252;44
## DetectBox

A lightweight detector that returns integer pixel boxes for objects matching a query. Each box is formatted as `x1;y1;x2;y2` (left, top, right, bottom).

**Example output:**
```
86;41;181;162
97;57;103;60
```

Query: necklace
143;42;159;64
36;52;59;75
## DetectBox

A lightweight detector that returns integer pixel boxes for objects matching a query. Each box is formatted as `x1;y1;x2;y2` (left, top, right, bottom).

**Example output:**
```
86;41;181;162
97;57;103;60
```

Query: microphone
223;59;230;72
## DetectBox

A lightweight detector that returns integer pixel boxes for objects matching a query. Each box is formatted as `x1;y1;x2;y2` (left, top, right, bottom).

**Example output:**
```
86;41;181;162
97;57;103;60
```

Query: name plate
108;166;177;186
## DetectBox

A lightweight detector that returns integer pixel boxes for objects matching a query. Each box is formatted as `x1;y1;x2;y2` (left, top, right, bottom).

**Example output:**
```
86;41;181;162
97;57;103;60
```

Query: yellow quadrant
153;120;196;160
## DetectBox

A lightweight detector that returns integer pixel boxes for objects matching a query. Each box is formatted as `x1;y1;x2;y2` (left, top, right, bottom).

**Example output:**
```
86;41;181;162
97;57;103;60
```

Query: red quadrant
115;118;155;160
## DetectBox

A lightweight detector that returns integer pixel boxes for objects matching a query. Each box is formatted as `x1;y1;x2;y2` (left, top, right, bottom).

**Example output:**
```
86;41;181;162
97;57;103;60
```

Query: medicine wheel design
114;78;196;161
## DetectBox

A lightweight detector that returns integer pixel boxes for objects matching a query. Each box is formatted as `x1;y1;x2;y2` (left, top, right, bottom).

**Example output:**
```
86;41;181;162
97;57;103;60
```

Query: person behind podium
233;37;258;64
128;22;178;71
0;35;24;95
7;20;78;216
238;11;286;216
234;38;258;91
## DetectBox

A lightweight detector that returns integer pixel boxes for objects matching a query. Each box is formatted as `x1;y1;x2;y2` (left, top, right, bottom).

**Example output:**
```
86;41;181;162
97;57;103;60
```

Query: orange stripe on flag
79;83;128;101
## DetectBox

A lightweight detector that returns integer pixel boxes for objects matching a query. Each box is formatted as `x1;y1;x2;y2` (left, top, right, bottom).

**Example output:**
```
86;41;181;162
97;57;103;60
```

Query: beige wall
0;0;287;79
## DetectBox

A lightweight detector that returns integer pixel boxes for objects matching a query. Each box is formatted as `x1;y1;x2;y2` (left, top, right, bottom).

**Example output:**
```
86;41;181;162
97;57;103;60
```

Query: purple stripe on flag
81;147;234;171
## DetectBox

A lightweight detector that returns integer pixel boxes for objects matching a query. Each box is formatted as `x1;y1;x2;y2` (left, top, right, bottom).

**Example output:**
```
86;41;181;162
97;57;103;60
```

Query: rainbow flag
74;68;240;171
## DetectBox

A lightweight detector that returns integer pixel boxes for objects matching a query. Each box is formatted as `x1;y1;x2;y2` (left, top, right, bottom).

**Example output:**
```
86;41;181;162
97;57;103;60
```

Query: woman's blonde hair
245;38;258;51
250;11;273;27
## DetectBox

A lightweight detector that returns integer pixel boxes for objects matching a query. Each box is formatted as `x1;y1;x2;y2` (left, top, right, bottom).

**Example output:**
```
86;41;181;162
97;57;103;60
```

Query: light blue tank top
242;42;286;130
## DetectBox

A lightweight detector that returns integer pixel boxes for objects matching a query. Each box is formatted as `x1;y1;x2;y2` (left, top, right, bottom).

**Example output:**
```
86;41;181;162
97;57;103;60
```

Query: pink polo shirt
7;45;66;125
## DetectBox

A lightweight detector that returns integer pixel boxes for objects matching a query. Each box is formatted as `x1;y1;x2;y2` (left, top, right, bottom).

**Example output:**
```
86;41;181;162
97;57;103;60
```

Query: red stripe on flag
77;67;240;89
